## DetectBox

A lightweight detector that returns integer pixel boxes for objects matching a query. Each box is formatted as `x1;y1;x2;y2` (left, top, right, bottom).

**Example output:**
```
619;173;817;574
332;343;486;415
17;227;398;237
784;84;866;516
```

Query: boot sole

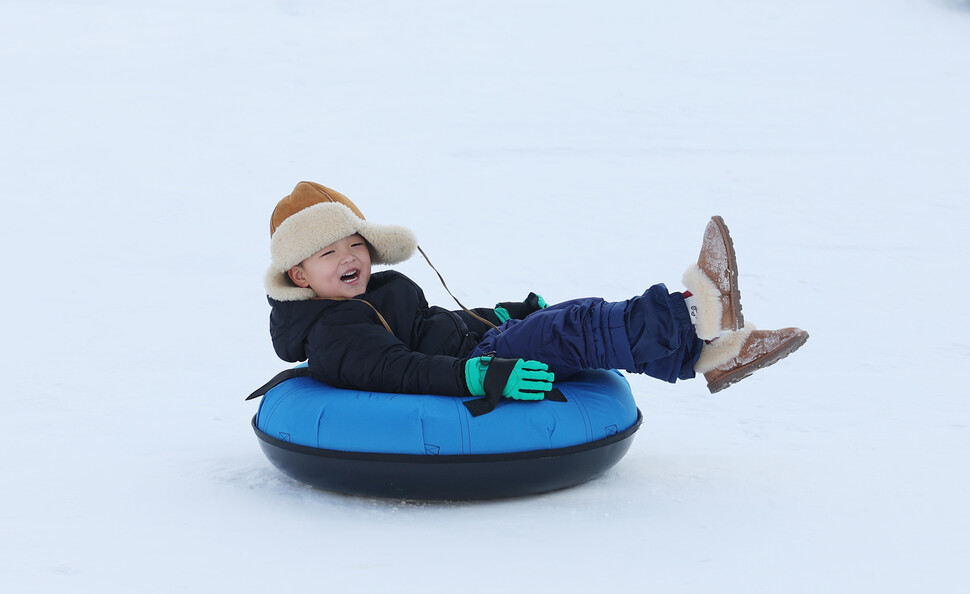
707;330;809;394
710;215;744;332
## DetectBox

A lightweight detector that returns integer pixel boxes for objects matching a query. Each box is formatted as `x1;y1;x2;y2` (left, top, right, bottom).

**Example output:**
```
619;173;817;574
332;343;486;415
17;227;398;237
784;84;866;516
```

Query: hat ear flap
359;221;418;265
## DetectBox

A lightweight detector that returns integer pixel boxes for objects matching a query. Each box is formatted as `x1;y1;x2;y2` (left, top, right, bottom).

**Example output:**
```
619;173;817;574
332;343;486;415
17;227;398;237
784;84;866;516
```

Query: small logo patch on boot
685;294;700;325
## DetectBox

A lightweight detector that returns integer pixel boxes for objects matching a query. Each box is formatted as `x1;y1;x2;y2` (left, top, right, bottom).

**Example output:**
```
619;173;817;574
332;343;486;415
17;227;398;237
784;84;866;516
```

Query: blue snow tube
251;367;641;500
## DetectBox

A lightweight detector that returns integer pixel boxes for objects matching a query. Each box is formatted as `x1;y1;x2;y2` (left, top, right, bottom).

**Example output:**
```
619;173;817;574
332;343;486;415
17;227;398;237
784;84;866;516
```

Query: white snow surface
3;0;969;592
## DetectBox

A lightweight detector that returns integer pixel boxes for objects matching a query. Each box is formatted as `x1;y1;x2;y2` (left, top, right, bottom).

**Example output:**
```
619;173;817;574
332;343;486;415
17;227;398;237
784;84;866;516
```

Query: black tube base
253;412;642;501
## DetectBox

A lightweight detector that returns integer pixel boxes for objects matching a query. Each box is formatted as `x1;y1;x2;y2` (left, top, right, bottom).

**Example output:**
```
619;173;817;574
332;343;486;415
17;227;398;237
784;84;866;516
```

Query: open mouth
340;269;360;283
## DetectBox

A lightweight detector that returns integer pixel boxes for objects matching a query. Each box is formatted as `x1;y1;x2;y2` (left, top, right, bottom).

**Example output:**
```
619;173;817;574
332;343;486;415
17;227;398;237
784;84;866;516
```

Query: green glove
494;292;549;324
464;356;555;401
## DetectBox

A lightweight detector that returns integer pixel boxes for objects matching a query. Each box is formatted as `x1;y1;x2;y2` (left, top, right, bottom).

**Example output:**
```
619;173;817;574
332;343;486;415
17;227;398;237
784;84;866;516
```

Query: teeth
341;270;358;282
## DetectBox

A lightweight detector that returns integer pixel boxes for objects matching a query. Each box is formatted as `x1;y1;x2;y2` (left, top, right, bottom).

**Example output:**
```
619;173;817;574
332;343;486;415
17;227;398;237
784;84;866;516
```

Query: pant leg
471;284;703;383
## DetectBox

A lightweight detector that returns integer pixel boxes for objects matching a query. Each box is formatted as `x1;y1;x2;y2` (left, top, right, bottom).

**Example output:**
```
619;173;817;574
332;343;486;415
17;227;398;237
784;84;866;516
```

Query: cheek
312;263;338;283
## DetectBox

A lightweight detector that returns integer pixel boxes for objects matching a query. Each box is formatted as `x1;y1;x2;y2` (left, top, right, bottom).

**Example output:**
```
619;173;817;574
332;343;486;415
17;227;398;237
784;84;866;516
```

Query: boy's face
287;234;372;299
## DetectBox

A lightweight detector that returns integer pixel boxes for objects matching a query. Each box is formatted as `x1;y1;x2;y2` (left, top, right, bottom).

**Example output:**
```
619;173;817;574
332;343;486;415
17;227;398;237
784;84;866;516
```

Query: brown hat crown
270;181;366;236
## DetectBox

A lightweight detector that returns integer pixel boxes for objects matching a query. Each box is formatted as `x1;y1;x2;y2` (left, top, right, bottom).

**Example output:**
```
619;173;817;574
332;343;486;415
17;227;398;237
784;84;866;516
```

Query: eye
351;242;365;248
320;250;335;258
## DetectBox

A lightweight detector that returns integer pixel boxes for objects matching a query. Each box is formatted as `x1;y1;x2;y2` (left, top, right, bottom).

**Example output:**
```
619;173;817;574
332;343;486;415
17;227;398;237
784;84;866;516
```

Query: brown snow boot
695;326;809;394
682;216;744;341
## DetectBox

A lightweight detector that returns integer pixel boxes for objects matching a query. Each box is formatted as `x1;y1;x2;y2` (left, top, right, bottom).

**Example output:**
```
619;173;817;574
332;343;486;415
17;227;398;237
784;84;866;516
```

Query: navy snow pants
470;284;704;383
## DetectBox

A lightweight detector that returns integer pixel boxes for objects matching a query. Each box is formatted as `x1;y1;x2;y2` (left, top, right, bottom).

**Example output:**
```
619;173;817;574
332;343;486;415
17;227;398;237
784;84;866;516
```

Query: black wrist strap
463;358;566;417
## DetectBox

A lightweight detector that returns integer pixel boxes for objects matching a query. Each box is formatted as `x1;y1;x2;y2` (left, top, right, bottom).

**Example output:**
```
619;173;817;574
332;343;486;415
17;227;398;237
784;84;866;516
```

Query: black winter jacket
269;271;513;397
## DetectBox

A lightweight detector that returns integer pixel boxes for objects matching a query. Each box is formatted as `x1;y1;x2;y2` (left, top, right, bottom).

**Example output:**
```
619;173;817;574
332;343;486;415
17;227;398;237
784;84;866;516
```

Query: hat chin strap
416;246;502;333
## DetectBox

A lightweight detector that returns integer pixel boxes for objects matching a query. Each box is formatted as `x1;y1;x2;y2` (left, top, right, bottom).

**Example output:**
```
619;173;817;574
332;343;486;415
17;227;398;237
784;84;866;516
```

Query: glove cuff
464;357;488;397
524;292;548;310
495;293;547;324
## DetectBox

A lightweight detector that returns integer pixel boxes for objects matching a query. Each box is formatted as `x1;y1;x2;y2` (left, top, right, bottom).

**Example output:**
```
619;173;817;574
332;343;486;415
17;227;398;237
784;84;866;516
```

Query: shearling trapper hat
265;181;418;301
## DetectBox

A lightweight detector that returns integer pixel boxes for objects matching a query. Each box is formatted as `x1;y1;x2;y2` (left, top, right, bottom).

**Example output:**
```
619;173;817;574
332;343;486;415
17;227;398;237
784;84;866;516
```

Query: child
265;181;807;413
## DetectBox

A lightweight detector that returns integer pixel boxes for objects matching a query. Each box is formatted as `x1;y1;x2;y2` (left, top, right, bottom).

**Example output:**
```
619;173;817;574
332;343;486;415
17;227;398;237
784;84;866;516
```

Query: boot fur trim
682;263;724;341
694;324;756;374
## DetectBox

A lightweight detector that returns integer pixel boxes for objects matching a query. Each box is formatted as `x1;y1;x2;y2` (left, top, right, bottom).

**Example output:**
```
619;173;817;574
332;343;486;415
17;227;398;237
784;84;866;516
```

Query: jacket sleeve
305;309;472;397
455;307;504;336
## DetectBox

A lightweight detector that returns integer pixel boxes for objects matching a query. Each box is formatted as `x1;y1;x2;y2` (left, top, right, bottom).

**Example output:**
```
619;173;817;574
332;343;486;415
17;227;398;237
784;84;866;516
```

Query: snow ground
2;0;969;592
